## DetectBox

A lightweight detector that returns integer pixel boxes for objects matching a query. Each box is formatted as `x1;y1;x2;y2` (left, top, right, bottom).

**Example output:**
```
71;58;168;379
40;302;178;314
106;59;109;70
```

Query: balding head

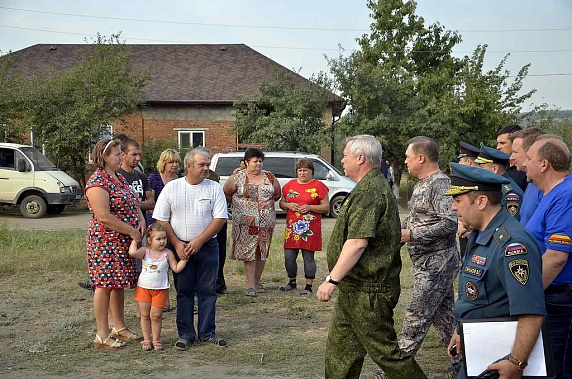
535;136;571;172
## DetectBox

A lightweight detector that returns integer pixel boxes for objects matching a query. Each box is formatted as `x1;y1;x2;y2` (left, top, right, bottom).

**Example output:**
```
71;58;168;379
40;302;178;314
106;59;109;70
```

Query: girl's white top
137;248;171;290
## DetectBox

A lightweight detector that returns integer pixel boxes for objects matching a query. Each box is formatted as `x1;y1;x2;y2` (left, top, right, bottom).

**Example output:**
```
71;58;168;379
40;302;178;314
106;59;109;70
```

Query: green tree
328;0;535;184
0;51;29;142
3;33;149;187
233;71;336;154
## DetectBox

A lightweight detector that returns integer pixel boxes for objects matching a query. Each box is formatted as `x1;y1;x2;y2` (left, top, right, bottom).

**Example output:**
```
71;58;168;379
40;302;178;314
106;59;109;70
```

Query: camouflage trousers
398;248;459;355
325;289;427;379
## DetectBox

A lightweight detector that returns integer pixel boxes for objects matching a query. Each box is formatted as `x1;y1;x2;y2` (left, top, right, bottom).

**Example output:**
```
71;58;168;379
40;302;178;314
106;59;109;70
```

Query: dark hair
114;133;129;143
92;139;121;168
120;138;140;153
407;136;439;163
467;190;502;206
244;148;264;162
497;124;521;137
295;158;315;174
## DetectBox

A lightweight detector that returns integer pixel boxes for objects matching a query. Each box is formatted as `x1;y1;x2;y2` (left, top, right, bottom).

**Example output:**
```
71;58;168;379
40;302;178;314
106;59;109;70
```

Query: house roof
5;43;344;113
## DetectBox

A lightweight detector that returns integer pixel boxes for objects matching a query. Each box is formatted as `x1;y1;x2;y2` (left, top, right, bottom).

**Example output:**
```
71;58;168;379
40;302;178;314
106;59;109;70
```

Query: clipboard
459;317;554;378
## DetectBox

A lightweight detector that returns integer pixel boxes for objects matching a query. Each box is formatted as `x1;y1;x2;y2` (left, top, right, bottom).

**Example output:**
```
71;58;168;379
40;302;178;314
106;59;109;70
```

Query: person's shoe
174;338;191;351
359;368;388;379
216;289;234;295
255;283;265;293
78;281;94;291
279;282;296;291
300;289;313;296
202;335;228;348
431;360;461;379
245;288;257;297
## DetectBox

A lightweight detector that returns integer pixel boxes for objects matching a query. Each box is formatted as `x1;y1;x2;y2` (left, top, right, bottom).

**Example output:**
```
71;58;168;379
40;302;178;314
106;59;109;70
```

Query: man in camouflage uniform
400;137;459;362
317;135;426;379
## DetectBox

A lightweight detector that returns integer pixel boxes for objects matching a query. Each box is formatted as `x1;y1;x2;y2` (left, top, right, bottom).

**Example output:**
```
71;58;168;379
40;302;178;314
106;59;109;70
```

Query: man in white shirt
154;147;228;351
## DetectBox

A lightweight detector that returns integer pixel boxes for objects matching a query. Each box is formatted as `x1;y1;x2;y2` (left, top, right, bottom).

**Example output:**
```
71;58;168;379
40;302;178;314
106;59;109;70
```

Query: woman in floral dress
224;148;281;296
279;158;329;295
86;139;145;348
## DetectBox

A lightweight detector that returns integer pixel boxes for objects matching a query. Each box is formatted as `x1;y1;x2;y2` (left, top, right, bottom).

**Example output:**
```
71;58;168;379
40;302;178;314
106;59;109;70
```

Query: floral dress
230;170;277;262
282;179;329;252
85;168;140;288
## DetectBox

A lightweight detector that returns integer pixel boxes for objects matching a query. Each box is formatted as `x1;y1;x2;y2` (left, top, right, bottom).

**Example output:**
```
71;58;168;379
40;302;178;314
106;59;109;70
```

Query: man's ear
477;195;488;210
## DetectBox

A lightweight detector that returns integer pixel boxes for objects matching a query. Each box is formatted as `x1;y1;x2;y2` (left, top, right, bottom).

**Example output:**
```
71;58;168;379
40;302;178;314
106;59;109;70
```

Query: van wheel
20;195;47;218
47;204;66;215
329;195;345;219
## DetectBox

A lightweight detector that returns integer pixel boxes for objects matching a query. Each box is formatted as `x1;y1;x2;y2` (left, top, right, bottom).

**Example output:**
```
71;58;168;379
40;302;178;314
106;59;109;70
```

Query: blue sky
1;0;570;111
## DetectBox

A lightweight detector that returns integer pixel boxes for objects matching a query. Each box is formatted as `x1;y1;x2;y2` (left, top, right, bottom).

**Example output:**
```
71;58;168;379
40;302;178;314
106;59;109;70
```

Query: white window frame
88;125;114;163
178;130;205;149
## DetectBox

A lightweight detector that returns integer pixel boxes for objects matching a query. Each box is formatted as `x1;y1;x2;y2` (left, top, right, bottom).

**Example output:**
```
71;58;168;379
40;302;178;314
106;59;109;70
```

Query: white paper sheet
462;319;548;377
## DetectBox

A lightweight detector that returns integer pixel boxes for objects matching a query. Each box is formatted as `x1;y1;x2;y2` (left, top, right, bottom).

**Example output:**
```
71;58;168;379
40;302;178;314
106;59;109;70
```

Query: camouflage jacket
328;169;402;294
402;170;458;256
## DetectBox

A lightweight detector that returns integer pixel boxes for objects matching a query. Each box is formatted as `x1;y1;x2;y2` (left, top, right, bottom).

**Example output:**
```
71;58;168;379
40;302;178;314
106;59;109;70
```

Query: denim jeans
546;291;572;379
173;238;219;342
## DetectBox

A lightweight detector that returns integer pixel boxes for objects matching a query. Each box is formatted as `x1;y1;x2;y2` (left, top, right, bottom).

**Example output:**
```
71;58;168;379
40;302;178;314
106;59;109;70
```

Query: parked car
210;151;356;218
0;143;82;218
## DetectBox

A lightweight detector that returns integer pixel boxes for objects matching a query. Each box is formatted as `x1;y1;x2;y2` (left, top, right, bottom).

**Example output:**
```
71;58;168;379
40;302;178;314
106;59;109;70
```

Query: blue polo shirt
526;175;572;285
520;182;542;226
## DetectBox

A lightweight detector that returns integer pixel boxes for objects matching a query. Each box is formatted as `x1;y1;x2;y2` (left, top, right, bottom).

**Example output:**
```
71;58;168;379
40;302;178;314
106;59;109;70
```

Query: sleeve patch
464;265;484;278
505;243;527;257
509;259;529;285
547;233;572;246
506;202;519;217
505;193;520;201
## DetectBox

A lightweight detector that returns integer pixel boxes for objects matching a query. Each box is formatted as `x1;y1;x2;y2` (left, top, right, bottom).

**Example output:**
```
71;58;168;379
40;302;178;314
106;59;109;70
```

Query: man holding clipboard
442;163;546;378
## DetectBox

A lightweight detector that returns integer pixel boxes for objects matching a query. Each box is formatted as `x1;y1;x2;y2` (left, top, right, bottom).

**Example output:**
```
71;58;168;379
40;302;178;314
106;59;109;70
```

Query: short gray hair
184;146;212;166
346;135;382;169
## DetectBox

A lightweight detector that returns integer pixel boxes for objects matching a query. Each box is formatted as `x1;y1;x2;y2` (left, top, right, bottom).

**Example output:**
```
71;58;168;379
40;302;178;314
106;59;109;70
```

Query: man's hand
447;330;462;358
488;359;522;379
174;240;188;260
317;282;337;302
185;237;204;256
401;229;411;243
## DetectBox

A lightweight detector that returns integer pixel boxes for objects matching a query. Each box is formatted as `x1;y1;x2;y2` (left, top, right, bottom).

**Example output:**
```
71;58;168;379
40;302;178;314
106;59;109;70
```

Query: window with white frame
88;125;114;163
178;130;205;149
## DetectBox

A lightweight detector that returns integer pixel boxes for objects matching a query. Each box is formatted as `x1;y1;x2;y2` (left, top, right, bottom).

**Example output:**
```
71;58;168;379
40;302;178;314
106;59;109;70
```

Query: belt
545;284;572;294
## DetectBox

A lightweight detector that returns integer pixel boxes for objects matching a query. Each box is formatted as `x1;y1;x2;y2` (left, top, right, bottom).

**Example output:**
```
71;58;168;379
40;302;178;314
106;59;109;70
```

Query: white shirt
153;177;228;241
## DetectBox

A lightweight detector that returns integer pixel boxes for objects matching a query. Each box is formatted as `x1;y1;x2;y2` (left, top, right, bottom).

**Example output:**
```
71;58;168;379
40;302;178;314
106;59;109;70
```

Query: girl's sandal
153;340;163;351
141;340;153;351
94;334;124;349
111;326;141;341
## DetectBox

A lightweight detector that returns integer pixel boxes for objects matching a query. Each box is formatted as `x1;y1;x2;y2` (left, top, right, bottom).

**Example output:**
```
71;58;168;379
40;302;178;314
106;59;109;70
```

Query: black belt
545;284;572;294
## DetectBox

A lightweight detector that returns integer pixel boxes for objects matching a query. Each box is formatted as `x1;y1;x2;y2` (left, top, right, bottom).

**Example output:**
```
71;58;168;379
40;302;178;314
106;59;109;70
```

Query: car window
312;159;332;180
215;157;243;176
0;148;15;169
263;157;295;178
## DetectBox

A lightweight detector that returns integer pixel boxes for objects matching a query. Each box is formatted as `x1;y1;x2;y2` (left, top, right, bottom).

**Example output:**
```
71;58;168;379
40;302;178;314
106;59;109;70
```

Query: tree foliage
329;0;535;181
233;71;336;154
1;34;149;187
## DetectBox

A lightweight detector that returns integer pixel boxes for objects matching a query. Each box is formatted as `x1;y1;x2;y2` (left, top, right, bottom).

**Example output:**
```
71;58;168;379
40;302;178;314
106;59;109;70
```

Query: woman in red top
279;158;329;295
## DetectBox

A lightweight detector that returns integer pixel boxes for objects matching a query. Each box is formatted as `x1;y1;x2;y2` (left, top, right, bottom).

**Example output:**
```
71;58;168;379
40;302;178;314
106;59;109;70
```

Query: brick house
6;44;344;157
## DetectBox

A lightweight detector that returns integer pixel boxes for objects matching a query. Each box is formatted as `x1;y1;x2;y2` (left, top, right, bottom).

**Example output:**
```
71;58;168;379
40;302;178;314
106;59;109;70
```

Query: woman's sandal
255;283;266;293
153;340;163;351
141;340;153;351
111;326;141;341
244;288;257;297
94;334;125;349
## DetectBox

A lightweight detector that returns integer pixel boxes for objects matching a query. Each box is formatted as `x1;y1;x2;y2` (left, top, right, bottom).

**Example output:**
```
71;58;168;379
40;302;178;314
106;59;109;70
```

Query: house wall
114;104;238;153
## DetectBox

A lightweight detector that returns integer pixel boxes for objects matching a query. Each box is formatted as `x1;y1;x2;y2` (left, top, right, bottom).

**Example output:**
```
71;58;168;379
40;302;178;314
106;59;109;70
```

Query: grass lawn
0;218;453;378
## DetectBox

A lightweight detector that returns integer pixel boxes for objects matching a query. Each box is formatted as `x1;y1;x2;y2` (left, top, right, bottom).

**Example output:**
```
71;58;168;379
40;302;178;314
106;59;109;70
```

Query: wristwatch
508;354;528;371
325;275;339;286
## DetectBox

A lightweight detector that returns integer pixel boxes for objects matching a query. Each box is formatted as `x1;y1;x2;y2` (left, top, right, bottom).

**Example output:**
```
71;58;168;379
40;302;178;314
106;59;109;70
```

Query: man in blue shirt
523;136;572;379
444;163;545;379
509;128;544;226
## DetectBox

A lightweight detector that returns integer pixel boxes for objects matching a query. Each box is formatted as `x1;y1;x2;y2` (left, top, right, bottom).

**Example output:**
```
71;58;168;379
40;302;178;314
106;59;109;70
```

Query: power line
1;5;571;33
2;24;572;55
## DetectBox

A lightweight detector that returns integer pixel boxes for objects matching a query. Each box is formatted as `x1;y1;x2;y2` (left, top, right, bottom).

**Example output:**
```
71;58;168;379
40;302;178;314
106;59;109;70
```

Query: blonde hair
157;149;181;173
92;139;121;169
146;223;166;241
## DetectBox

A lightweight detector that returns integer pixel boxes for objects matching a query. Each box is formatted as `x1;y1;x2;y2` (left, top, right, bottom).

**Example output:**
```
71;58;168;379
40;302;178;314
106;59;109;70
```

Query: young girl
129;223;187;351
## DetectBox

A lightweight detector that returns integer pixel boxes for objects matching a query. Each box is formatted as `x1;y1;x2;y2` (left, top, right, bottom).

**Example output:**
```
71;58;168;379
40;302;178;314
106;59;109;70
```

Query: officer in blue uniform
474;143;523;220
444;163;546;378
457;141;482;259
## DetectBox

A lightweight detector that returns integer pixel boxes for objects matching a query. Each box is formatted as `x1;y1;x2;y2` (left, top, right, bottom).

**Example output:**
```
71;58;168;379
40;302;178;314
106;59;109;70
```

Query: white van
210;151;356;218
0;143;82;218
